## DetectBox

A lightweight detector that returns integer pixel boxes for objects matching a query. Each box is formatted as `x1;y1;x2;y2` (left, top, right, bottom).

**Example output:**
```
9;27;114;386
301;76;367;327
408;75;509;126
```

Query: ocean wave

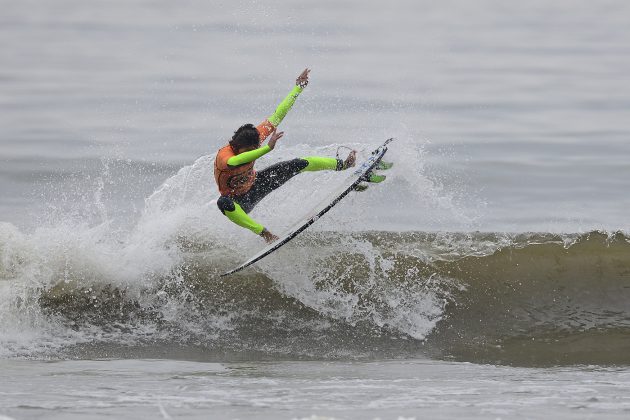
422;230;630;365
2;220;629;365
1;139;627;365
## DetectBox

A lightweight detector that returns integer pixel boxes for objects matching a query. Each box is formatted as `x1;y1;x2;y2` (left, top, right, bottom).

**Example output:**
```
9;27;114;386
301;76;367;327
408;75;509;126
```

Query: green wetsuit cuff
267;85;303;127
227;145;272;166
301;156;340;172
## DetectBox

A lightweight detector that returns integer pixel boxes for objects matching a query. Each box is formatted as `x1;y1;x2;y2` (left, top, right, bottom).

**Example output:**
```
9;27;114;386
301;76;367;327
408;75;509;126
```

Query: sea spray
7;140;627;365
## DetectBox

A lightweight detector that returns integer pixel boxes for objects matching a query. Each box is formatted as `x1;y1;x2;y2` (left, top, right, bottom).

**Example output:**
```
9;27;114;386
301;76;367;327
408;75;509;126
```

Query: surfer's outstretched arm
257;68;310;142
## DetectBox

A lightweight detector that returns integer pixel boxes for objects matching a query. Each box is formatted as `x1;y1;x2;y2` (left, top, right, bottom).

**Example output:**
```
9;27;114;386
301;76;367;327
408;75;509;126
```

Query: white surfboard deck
221;138;393;277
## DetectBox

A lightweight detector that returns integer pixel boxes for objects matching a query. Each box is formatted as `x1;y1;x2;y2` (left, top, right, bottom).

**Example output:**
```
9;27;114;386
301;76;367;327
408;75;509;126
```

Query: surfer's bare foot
343;150;356;169
260;228;279;243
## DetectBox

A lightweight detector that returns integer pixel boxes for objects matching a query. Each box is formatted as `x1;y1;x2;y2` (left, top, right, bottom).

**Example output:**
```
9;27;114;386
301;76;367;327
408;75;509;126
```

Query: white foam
0;135;480;356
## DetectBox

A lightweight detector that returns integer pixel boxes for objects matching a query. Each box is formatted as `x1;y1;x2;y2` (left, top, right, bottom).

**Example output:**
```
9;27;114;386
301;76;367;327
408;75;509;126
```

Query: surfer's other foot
260;228;279;244
342;150;356;170
354;183;369;192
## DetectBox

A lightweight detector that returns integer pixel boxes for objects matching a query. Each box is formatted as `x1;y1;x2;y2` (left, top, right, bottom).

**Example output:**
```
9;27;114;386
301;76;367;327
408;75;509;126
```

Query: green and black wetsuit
214;83;346;236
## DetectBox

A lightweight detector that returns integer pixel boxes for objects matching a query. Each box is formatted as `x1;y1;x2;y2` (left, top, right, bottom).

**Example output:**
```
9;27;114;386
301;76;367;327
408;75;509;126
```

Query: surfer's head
230;124;259;153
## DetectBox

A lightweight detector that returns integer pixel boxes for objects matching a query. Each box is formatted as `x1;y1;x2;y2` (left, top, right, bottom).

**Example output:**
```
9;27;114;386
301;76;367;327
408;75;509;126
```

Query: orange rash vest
214;120;275;196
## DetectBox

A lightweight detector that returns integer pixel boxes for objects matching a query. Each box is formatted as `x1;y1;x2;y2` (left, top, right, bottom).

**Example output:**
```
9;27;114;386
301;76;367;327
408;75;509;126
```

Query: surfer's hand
267;129;284;150
260;228;279;243
296;68;310;88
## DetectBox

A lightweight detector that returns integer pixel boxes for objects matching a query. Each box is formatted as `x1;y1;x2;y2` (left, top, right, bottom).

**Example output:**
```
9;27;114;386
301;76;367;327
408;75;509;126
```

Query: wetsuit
214;84;345;236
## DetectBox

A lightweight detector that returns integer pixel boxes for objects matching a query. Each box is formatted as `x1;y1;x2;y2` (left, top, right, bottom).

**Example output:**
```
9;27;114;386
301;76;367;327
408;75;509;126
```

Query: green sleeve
227;145;271;166
224;202;265;235
268;85;303;127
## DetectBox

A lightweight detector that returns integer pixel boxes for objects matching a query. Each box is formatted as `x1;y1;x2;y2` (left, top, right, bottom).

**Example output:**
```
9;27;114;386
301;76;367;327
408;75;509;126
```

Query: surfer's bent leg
217;196;264;235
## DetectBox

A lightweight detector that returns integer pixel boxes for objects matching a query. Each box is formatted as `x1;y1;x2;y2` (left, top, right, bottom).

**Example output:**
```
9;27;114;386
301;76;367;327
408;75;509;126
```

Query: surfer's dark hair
230;124;259;149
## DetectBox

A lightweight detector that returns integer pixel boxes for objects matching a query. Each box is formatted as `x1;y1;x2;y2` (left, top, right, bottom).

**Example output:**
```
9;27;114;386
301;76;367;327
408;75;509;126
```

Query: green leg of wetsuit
301;156;341;172
224;202;264;235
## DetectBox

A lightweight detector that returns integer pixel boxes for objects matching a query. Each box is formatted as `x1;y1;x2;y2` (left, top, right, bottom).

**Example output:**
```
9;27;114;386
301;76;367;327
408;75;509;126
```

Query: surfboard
221;138;394;277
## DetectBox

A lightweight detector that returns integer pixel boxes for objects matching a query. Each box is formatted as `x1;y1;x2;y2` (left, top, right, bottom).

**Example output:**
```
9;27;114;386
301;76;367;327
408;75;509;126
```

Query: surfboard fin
354;183;369;192
376;160;393;170
355;172;387;191
367;173;386;183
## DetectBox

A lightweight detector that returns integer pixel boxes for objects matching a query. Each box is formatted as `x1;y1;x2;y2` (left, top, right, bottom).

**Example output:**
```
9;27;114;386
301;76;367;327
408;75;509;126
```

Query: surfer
214;68;357;243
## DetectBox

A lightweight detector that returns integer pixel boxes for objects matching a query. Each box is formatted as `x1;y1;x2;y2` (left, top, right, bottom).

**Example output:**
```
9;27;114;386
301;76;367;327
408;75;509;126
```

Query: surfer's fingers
270;131;284;142
296;68;310;87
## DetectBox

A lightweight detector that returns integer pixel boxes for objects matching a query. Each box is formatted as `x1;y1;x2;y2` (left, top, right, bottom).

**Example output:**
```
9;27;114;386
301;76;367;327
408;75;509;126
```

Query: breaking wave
1;140;629;366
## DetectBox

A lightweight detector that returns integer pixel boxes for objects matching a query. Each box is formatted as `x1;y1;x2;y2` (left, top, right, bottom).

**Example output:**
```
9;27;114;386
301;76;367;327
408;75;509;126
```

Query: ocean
1;0;630;418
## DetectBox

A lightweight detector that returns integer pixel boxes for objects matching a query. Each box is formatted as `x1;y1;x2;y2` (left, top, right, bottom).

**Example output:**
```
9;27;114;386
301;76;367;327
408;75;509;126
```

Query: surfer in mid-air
214;68;358;243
